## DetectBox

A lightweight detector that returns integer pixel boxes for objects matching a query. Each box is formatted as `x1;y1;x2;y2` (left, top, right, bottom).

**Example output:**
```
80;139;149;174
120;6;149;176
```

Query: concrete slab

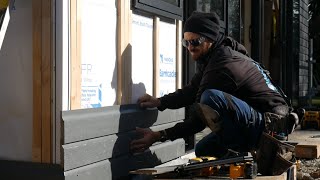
288;127;320;158
288;127;320;144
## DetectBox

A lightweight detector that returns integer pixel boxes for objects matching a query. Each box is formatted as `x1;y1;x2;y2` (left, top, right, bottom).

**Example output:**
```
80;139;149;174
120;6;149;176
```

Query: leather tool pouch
255;133;295;176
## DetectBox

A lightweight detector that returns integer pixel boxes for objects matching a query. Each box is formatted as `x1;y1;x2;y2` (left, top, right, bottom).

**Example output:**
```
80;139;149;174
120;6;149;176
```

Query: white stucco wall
0;0;32;161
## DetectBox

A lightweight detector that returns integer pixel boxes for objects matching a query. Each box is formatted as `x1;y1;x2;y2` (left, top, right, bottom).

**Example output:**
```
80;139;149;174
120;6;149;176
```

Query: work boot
255;132;295;176
264;111;300;140
296;108;305;124
287;112;300;134
194;103;221;132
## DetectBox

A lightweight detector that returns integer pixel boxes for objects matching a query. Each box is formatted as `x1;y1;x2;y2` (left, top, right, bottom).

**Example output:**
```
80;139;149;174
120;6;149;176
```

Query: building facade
0;0;311;177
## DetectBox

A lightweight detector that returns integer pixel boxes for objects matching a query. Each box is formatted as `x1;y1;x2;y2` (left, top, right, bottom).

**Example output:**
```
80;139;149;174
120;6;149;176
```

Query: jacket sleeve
157;71;202;111
165;114;206;141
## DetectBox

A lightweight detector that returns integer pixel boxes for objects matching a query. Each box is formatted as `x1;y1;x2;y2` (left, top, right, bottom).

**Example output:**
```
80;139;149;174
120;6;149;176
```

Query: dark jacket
158;36;287;113
158;36;288;140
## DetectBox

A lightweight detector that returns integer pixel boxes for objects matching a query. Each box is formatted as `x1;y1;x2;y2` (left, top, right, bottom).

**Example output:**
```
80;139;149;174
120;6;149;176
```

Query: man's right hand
137;94;161;108
130;127;161;153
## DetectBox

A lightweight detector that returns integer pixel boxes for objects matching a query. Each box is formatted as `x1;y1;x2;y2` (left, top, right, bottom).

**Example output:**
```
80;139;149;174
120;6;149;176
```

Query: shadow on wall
111;41;150;105
110;104;163;179
110;44;162;178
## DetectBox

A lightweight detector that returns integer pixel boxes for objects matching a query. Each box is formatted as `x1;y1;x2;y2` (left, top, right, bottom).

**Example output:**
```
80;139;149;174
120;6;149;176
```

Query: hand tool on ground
130;152;257;179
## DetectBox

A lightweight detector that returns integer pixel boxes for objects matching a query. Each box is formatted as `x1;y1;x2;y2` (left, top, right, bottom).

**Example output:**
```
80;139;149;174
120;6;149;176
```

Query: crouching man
130;11;298;175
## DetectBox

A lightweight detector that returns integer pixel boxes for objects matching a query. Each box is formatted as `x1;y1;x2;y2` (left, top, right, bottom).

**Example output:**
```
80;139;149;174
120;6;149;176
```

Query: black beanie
183;11;220;41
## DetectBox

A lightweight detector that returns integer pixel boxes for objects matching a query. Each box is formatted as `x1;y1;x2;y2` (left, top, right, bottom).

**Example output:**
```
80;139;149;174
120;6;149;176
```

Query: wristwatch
159;130;168;142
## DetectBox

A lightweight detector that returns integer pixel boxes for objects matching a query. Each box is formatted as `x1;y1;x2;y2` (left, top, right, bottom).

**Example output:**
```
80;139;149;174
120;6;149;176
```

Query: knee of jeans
195;143;206;157
200;89;223;105
195;139;227;157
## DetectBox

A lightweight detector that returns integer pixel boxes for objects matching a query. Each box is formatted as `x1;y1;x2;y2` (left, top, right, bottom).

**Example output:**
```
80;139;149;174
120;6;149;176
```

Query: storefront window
195;0;224;20
227;0;240;42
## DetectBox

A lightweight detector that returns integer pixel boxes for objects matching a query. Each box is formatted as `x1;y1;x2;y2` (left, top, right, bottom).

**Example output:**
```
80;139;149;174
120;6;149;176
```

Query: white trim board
0;7;10;50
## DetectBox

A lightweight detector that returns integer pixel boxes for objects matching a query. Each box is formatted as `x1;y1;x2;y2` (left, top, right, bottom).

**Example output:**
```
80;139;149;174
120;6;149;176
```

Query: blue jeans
195;89;265;157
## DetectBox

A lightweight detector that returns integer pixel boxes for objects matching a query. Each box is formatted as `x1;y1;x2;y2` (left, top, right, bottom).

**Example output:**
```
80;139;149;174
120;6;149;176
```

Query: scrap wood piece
255;173;287;180
256;165;296;180
295;144;320;159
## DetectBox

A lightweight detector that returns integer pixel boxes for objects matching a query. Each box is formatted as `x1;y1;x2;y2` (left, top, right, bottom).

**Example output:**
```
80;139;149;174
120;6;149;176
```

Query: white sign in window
131;14;153;103
159;21;176;97
80;0;117;108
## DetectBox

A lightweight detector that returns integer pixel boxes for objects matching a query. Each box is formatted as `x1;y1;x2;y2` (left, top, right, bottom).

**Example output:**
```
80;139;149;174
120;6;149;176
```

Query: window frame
132;0;184;20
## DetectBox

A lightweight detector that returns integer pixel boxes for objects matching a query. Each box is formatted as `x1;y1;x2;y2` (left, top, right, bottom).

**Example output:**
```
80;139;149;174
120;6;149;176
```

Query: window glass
195;0;224;20
227;0;240;42
162;0;179;6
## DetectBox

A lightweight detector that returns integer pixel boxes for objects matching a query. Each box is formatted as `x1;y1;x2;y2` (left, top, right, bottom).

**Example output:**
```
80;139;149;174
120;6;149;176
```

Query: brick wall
297;0;309;98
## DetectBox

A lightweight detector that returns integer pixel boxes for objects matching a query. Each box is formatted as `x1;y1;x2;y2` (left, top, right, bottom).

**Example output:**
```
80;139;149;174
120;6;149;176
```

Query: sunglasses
182;37;206;48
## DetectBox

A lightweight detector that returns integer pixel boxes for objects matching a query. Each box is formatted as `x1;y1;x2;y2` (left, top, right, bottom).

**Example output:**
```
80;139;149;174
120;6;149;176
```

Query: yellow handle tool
189;156;218;176
0;0;9;10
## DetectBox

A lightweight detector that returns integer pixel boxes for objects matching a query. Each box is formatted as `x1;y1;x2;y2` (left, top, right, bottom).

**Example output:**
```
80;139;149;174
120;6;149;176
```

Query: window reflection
162;0;179;6
195;0;224;20
227;0;240;42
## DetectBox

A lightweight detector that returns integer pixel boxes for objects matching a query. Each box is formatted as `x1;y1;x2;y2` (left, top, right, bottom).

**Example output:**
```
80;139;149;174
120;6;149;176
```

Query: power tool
130;152;257;179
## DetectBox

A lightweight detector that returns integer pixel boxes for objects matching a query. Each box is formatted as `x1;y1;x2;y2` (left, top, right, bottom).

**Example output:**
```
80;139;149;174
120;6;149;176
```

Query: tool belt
255;105;299;176
255;132;295;176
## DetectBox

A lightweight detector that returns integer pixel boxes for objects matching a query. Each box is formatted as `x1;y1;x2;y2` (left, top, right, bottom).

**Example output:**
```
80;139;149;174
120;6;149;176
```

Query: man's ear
205;38;214;44
208;42;214;49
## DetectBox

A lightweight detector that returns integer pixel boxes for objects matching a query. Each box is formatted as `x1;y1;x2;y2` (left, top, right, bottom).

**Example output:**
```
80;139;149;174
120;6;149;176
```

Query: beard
190;49;201;61
190;50;207;61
